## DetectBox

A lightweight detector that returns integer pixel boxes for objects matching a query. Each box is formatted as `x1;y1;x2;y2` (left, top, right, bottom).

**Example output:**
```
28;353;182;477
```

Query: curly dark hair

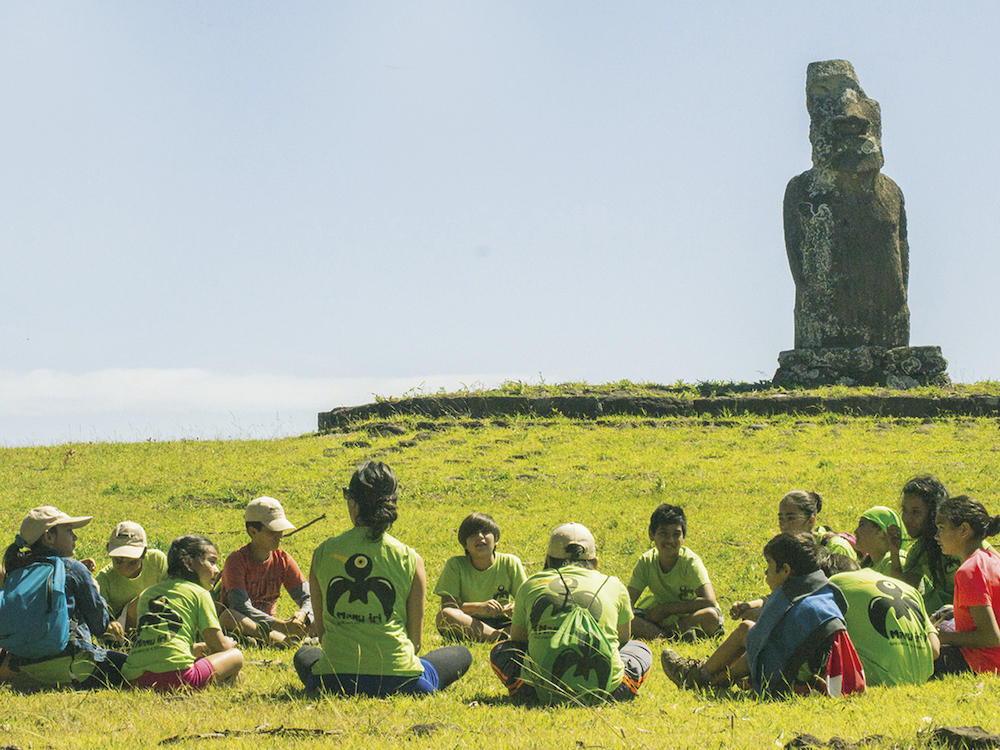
902;474;950;590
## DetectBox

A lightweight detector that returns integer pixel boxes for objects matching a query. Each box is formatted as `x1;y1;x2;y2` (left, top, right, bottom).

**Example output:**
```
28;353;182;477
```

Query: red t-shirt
220;545;306;617
954;548;1000;673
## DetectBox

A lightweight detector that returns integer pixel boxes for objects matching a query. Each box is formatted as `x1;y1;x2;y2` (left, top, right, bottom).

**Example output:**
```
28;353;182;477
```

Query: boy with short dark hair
219;497;312;647
627;504;722;641
434;512;527;643
663;532;863;697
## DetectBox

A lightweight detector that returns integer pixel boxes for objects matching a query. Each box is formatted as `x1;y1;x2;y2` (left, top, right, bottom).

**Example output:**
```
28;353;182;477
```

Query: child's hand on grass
220;635;239;651
105;621;127;644
284;613;309;637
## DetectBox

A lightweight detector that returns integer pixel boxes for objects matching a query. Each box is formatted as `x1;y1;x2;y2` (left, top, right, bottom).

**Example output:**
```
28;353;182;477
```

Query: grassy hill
2;406;999;748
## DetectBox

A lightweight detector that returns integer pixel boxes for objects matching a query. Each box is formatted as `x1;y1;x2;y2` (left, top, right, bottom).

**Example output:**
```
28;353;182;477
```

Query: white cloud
0;368;526;414
0;368;529;447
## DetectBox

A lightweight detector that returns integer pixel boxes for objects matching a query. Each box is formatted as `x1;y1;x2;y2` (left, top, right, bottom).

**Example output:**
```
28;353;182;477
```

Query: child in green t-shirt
94;521;169;642
853;506;907;575
122;534;243;691
627;504;722;641
434;513;527;643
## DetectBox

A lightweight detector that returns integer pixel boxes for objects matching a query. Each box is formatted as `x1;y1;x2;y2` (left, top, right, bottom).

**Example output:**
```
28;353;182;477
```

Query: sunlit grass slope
1;412;999;748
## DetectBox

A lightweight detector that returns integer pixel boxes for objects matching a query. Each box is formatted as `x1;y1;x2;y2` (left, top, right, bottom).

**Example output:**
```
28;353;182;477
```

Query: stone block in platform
772;346;950;388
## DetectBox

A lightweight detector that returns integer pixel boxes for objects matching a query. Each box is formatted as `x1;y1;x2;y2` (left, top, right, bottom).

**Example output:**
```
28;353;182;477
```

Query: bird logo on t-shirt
868;579;922;639
326;553;395;620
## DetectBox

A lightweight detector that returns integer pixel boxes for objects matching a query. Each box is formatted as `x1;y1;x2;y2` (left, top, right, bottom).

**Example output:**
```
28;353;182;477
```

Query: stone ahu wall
318;389;997;432
773;346;950;388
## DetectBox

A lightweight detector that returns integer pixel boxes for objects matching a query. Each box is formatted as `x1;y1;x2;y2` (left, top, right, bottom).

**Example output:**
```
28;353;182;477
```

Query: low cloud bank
0;368;525;447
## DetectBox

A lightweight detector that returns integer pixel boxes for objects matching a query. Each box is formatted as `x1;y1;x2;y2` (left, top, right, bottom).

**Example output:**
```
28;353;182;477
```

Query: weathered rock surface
784;59;910;349
772;345;950;388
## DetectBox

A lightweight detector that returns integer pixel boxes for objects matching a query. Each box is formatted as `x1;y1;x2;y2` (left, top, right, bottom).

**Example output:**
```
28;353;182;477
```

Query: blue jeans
293;645;472;697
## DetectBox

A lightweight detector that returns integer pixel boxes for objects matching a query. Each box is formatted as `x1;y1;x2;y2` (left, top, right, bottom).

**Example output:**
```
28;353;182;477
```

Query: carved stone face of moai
806;59;884;173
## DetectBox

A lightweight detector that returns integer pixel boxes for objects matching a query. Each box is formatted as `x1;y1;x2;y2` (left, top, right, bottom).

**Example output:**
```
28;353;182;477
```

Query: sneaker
661;649;708;690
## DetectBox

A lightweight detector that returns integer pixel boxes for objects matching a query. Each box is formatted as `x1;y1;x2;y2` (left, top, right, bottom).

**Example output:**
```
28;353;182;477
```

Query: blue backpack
0;557;71;659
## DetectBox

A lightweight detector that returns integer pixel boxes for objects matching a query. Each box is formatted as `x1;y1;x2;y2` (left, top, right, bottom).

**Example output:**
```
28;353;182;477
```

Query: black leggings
422;645;473;690
933;644;971;678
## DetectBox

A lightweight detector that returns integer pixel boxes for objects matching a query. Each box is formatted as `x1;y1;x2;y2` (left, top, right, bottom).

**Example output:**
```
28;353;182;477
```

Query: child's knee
436;607;476;639
293;645;323;685
693;607;722;634
733;619;753;644
435;608;456;630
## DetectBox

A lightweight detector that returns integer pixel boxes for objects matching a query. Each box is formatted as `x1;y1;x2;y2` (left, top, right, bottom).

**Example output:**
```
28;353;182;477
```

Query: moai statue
784;60;910;349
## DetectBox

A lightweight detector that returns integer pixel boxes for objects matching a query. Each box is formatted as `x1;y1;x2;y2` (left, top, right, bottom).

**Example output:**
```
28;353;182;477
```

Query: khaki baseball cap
107;521;148;558
547;523;597;560
19;506;92;546
245;496;296;532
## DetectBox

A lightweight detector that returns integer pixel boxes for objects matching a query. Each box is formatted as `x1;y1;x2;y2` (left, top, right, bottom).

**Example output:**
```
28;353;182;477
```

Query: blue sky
2;2;998;446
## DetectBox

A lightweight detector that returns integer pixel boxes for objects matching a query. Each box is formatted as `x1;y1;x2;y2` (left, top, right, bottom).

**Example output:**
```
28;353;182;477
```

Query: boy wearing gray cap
219;497;312;647
490;523;652;703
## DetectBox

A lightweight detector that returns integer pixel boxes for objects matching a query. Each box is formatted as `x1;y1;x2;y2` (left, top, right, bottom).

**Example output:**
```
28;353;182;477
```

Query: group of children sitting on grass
1;466;998;703
658;475;1000;696
0;497;312;691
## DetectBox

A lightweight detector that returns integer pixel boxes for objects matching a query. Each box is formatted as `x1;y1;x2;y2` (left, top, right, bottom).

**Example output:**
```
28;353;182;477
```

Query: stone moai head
806;60;884;173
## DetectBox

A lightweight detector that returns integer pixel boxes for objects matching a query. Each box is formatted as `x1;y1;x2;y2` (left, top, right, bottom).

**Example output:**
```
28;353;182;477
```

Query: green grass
3;413;1000;748
375;377;1000;401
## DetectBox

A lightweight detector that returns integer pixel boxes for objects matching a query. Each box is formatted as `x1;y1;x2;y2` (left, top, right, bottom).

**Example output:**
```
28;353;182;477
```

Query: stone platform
772;345;950;388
